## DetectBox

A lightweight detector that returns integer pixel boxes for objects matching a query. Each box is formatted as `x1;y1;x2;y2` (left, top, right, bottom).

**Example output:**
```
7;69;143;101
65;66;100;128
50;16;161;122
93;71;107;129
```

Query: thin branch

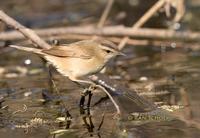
0;10;50;49
1;26;200;42
118;0;166;49
133;0;166;29
45;34;200;50
2;34;197;55
93;0;114;39
97;0;114;28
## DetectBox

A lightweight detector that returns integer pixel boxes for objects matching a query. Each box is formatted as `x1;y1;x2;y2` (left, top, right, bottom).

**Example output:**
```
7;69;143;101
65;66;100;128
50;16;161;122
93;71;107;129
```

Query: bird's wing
42;45;92;59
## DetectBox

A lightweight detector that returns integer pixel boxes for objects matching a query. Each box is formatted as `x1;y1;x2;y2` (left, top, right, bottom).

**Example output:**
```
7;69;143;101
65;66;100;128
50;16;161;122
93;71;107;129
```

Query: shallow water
1;0;200;138
1;45;200;138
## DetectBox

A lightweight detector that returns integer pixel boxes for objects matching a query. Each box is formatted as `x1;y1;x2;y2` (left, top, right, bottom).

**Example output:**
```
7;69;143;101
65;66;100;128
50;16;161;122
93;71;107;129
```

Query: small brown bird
9;39;124;85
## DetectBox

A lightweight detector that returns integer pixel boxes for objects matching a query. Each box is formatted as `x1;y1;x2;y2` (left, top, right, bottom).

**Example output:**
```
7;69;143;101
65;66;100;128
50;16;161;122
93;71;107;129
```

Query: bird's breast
44;55;105;78
71;57;105;77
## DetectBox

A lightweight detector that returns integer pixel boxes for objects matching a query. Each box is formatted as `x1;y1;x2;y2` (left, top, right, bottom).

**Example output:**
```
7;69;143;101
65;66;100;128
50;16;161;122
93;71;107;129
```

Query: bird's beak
117;52;126;56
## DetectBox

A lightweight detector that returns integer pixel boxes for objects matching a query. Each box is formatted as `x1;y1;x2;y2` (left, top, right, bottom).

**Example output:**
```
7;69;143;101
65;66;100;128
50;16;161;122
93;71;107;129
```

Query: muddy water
1;0;200;138
1;45;200;138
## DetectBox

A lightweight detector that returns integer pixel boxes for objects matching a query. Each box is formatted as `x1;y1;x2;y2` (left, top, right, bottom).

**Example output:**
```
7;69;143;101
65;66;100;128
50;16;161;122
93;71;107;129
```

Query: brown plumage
9;39;123;85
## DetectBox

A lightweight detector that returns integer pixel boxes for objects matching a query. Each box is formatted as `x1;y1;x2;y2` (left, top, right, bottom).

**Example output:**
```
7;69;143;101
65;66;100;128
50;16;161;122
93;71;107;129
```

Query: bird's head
95;39;125;63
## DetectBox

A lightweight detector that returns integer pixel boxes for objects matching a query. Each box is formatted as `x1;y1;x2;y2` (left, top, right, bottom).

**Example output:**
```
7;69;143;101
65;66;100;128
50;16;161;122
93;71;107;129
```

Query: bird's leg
87;90;93;114
71;79;90;114
70;77;96;114
87;85;96;111
80;89;86;115
86;85;95;134
79;85;95;136
85;86;94;133
79;85;96;115
71;77;121;115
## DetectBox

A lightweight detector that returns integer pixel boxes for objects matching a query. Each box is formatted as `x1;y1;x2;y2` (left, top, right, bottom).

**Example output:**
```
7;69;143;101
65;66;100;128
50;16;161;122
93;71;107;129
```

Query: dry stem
118;0;166;49
0;10;50;49
0;26;199;42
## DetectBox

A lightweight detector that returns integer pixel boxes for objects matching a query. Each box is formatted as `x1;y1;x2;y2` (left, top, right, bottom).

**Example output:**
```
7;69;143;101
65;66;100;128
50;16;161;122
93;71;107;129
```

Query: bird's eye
105;50;111;53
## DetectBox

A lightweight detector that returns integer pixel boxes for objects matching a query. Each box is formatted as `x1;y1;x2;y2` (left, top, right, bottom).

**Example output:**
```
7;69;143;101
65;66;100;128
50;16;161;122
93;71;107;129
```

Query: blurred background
0;0;199;29
0;0;200;138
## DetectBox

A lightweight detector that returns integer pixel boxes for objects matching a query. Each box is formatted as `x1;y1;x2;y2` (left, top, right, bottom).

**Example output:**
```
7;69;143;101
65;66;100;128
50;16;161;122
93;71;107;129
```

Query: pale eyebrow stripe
100;43;120;52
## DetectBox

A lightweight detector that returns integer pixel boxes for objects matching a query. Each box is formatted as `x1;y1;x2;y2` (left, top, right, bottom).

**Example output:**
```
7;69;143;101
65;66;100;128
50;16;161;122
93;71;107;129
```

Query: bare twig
50;34;199;50
0;10;50;49
118;0;166;49
165;0;185;22
2;34;197;55
1;26;200;42
97;0;114;28
12;104;27;115
93;0;114;40
133;0;166;29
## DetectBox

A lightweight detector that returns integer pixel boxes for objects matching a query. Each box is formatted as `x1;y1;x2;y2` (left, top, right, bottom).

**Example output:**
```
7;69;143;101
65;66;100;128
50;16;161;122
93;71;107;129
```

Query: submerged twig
12;104;27;115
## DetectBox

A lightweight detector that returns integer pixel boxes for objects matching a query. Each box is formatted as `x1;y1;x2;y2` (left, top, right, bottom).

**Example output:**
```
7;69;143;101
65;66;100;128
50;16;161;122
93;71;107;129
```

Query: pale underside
42;41;105;80
44;55;105;79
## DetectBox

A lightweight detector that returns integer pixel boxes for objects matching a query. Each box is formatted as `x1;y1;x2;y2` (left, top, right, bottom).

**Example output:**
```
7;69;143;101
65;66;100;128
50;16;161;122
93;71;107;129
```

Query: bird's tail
9;45;45;56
